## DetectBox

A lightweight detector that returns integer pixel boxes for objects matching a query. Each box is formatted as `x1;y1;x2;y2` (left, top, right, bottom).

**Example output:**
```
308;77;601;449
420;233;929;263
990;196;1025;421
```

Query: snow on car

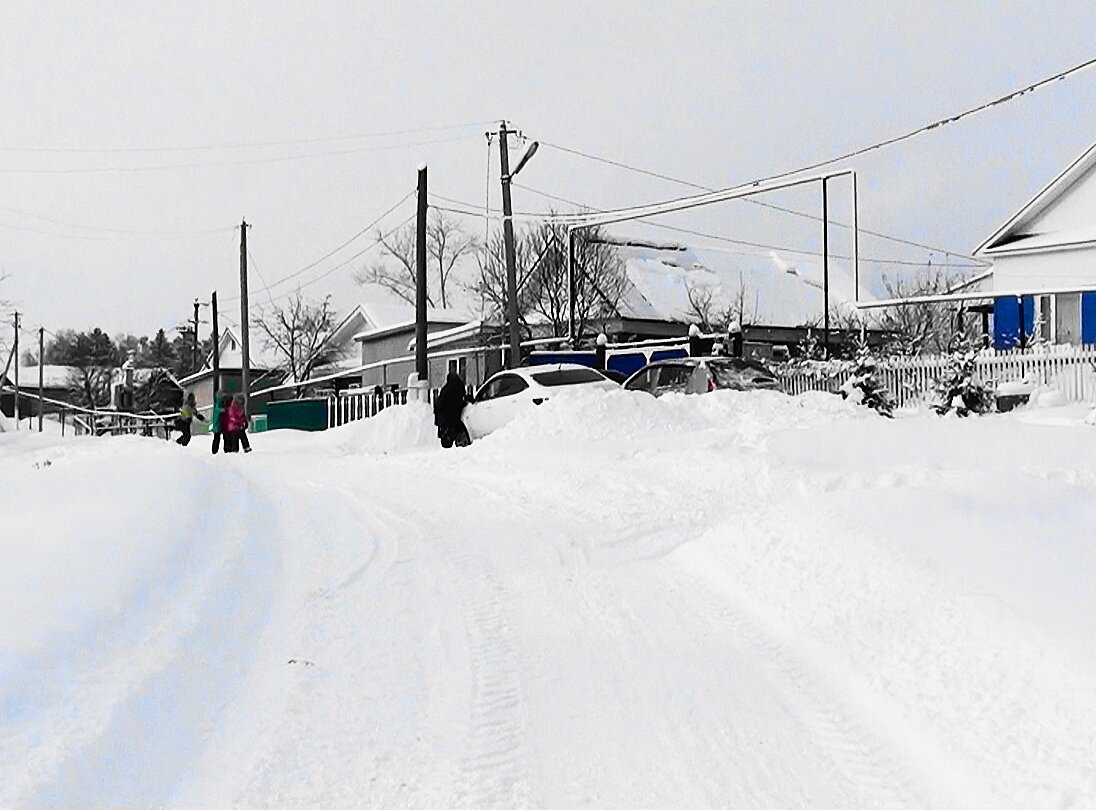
462;363;619;438
623;356;782;396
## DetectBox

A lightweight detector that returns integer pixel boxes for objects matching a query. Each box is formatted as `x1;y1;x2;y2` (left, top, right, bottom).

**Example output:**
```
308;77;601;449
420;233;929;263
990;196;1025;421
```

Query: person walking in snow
175;392;206;447
209;392;229;454
433;371;471;448
223;394;252;453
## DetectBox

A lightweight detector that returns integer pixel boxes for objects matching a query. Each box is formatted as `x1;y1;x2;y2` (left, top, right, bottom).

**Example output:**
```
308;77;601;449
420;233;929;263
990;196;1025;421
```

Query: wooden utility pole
192;299;200;371
211;290;220;397
13;312;19;429
415;165;429;385
239;220;251;417
38;327;44;432
567;228;577;344
498;123;521;368
822;177;830;356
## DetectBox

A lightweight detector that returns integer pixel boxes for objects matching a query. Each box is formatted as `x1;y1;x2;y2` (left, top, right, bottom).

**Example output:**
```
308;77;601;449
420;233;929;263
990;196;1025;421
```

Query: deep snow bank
316;402;438;455
486;387;867;447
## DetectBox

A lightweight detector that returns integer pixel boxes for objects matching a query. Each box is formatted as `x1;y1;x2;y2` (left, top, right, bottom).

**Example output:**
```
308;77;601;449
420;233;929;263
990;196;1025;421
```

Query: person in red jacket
223;394;252;453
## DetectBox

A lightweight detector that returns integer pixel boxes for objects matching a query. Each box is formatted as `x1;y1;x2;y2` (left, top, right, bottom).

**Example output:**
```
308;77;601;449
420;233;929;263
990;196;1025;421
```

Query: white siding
990;248;1096;290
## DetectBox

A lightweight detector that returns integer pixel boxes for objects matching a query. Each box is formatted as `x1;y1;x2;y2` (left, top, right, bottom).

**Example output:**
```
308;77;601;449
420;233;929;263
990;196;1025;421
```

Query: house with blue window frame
974;137;1096;349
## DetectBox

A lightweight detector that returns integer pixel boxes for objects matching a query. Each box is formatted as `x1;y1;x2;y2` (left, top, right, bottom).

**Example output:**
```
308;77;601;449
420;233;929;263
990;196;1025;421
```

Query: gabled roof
975;137;1096;256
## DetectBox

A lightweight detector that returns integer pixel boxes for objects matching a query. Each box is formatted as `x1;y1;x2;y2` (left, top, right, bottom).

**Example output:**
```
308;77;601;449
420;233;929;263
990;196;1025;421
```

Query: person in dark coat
433;372;470;448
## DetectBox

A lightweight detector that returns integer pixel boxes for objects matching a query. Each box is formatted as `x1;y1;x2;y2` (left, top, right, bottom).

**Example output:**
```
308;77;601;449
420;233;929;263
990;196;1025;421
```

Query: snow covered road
2;391;1095;808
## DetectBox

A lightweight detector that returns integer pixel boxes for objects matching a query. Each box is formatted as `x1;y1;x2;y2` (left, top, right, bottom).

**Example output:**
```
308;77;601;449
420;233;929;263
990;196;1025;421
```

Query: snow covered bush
838;341;894;417
932;338;994;417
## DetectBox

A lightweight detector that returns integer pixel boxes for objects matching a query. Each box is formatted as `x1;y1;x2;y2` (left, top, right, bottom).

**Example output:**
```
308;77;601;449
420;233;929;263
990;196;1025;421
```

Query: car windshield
529;368;607;386
709;359;777;388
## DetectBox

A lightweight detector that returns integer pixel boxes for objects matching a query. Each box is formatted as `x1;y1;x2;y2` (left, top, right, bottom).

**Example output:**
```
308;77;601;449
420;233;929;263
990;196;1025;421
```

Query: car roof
480;363;609;384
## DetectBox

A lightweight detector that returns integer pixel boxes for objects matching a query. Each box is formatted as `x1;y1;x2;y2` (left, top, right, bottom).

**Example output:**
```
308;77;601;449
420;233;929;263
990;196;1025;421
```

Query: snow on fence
778;345;1096;407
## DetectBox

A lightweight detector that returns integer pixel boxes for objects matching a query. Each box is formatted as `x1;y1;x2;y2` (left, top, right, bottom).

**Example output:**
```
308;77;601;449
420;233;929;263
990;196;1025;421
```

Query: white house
974;137;1096;348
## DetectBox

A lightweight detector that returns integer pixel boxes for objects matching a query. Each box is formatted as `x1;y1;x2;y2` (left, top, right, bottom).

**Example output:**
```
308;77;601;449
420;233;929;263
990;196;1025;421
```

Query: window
655;364;694;390
530;368;605;386
447;356;467;379
476;373;528;401
624;368;654;392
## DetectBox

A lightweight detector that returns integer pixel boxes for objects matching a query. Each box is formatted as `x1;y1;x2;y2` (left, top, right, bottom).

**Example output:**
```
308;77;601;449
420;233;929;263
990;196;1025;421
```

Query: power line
515;182;982;268
536;55;1096;261
0;133;480;175
0;120;496;154
220;191;414;303
0;204;237;238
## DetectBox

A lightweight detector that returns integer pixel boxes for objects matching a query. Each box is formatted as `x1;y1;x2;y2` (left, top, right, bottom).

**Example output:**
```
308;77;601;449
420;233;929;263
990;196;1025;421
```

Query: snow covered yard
2;391;1095;809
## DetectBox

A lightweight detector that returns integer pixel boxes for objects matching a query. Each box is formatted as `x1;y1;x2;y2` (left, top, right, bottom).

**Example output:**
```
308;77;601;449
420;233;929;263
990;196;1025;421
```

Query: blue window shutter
1082;292;1096;345
994;296;1036;349
994;297;1020;349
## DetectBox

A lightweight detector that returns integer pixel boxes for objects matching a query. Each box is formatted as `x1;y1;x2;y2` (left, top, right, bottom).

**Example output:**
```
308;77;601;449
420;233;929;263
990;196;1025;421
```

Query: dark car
623;357;782;396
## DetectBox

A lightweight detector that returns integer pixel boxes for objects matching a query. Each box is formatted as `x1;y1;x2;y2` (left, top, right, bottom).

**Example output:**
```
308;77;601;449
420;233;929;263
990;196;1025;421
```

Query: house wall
991;248;1096;291
357;323;481;389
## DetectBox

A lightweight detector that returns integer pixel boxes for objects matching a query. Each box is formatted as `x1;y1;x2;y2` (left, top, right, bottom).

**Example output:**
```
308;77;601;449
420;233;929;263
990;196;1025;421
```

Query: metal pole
192;299;199;372
239;219;251;418
38;327;44;432
822;177;830;355
415;165;429;384
852;171;860;303
13;312;19;429
498;123;521;368
567;227;576;344
211;290;220;397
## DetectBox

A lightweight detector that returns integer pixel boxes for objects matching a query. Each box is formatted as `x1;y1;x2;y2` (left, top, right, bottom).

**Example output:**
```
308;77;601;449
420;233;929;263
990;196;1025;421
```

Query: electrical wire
510;182;984;268
220;191;414;303
535;55;1096;260
0;133;480;175
0;204;237;237
0;120;497;154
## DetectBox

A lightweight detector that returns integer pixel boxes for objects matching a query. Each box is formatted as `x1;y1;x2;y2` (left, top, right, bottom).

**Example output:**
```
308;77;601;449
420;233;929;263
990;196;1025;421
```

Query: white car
462;363;619;439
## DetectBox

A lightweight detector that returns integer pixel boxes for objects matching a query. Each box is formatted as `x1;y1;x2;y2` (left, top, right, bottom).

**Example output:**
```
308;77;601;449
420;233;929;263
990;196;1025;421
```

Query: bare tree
871;268;980;355
470;220;627;341
253;292;342;389
355;211;476;309
684;272;759;333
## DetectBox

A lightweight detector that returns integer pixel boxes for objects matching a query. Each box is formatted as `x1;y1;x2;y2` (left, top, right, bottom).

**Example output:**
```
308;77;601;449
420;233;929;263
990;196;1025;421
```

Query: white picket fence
779;345;1096;407
326;386;450;428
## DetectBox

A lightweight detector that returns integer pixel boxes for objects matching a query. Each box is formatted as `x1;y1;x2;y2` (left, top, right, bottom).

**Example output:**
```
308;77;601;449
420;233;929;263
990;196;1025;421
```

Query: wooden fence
778;345;1096;407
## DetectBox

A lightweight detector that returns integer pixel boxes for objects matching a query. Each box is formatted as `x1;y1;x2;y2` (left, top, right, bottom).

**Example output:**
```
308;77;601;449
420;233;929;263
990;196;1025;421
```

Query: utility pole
192;299;200;372
822;177;830;356
211;290;220;397
498;122;521;368
567;228;577;344
13;312;19;429
239;219;251;418
38;327;44;432
415;165;429;386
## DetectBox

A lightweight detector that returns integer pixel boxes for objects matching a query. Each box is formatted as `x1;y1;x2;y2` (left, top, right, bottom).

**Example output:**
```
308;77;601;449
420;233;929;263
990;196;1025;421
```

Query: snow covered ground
2;390;1095;808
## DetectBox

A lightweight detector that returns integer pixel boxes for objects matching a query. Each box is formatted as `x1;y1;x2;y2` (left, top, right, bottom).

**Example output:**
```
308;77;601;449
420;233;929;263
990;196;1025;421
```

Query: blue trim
993;296;1035;350
1083;292;1096;345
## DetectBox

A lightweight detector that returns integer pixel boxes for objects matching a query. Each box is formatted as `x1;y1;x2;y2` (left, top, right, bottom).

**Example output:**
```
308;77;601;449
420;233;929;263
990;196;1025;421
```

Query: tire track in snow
444;550;529;809
669;548;986;810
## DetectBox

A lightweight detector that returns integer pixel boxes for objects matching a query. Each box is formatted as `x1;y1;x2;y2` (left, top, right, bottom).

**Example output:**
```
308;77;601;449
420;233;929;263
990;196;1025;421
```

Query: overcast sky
2;1;1095;344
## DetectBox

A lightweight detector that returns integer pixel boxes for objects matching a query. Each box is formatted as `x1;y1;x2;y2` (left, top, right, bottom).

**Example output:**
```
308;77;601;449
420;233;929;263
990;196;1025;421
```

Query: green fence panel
265;398;328;432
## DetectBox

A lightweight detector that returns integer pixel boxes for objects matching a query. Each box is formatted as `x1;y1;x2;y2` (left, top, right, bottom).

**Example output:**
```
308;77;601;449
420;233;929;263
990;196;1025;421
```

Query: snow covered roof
615;244;876;327
975;137;1096;257
7;365;76;389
